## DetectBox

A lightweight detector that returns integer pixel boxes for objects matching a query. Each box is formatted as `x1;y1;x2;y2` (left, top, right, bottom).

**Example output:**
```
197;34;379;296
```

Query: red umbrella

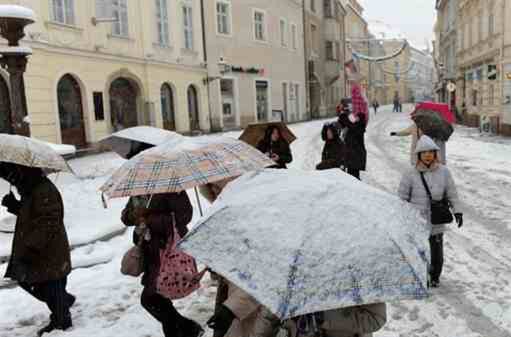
411;102;455;124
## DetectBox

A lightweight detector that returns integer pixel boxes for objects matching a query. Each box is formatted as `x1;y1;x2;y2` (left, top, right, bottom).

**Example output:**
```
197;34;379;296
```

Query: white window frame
51;0;75;25
216;0;232;36
112;0;129;37
253;9;267;43
280;18;288;47
156;0;170;46
183;4;194;50
290;23;298;50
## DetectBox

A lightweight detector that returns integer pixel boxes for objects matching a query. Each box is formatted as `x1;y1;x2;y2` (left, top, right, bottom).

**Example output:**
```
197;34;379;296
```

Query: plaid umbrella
100;136;274;199
0;134;73;173
239;122;297;148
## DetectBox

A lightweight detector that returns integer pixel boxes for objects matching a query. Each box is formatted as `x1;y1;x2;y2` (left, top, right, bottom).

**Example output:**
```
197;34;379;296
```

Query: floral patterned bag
156;214;206;300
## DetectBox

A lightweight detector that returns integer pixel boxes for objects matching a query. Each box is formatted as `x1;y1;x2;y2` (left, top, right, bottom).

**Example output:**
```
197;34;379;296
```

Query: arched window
57;74;86;146
187;85;199;130
109;77;139;131
161;83;176;130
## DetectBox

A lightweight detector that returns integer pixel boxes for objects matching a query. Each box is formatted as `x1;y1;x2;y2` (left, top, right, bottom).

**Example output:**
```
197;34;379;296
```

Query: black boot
37;317;72;337
179;320;204;337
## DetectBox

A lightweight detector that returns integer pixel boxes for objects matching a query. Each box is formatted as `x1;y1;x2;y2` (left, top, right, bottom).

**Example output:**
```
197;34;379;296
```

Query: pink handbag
156;214;206;300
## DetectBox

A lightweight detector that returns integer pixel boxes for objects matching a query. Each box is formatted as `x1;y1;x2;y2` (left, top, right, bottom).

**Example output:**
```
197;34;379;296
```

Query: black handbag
420;173;454;225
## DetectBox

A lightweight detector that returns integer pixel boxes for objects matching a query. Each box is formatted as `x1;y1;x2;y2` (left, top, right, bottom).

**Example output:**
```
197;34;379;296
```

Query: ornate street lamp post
0;5;35;136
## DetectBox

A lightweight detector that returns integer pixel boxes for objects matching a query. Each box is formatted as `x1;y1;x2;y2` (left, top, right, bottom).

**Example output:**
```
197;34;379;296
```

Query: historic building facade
0;0;209;146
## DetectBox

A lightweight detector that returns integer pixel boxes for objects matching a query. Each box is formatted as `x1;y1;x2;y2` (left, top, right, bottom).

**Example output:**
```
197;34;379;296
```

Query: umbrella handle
194;187;204;217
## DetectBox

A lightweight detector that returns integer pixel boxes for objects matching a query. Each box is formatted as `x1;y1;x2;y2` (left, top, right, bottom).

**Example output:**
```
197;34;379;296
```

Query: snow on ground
1;105;511;336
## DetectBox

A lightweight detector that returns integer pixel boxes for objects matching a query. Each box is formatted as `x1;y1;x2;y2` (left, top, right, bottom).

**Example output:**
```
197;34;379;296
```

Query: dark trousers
18;278;73;327
347;168;361;180
429;234;444;282
141;287;195;337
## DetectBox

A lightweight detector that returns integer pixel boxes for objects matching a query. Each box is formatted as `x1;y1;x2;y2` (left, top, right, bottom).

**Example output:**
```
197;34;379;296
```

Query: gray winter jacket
398;136;461;236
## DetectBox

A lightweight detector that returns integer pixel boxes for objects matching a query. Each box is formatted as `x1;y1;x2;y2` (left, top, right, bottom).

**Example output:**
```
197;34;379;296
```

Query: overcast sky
358;0;436;49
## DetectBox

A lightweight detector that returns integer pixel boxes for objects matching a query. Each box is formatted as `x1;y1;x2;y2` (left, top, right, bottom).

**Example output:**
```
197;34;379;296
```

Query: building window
156;0;170;45
489;84;495;106
326;41;337;60
324;0;333;18
161;84;176;130
291;24;298;50
254;10;266;41
256;81;269;121
112;0;129;37
216;1;231;35
93;92;105;121
183;5;194;50
51;0;75;25
280;19;287;47
188;85;200;130
311;24;319;54
311;0;316;12
489;11;495;36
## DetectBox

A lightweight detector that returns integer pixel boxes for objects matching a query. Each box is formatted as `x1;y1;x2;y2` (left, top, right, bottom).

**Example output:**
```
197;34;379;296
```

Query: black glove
2;192;20;214
455;213;463;228
390;132;397;136
207;305;236;337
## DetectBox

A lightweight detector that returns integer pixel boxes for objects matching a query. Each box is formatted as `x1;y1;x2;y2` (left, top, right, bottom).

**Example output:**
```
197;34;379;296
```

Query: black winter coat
256;139;293;169
5;177;71;284
121;191;193;292
338;113;367;171
316;140;345;170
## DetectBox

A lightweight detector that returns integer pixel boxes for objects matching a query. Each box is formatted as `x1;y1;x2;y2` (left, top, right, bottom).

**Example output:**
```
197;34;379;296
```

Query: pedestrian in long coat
337;113;367;180
256;126;293;169
121;145;203;337
398;135;463;287
391;122;447;165
285;303;387;337
0;162;74;337
316;123;345;171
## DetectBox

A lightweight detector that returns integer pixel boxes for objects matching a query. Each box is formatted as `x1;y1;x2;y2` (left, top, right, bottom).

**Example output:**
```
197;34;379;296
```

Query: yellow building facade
0;0;209;146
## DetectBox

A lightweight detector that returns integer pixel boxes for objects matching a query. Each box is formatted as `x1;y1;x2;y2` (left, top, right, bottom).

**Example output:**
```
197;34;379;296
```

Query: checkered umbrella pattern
101;136;274;199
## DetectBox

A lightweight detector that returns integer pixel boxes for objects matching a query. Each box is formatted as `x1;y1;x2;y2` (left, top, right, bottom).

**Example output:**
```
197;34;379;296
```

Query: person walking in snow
121;145;204;337
372;99;380;115
390;122;447;166
256;125;293;169
316;122;345;171
0;162;75;337
398;135;463;288
337;84;368;180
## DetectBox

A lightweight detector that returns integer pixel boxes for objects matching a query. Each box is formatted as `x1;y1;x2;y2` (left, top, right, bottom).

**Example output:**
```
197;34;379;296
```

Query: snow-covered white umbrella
179;169;430;320
99;126;183;159
0;134;73;173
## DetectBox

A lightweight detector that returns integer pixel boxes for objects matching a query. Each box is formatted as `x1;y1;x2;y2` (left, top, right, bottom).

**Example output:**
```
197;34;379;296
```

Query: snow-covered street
1;105;511;337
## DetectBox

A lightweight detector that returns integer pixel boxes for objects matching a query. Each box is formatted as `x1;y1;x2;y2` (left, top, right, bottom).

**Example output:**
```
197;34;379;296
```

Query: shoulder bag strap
420;172;433;202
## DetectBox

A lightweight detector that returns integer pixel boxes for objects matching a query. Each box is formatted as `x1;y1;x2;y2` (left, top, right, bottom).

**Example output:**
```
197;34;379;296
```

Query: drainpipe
200;0;215;132
302;0;310;120
500;0;505;133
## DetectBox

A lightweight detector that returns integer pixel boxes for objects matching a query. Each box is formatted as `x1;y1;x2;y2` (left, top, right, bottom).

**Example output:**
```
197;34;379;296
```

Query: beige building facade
204;0;307;130
0;0;209;146
455;0;511;135
304;0;346;119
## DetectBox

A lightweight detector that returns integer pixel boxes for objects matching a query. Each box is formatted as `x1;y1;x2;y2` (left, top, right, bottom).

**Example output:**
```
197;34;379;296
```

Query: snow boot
37;317;72;337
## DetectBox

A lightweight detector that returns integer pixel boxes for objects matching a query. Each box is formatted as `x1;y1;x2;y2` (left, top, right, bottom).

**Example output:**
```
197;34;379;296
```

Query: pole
2;54;29;136
194;186;204;217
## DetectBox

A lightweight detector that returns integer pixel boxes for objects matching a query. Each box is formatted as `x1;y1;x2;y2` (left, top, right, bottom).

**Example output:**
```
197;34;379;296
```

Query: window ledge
181;48;199;57
108;34;135;42
45;21;83;32
153;43;174;51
